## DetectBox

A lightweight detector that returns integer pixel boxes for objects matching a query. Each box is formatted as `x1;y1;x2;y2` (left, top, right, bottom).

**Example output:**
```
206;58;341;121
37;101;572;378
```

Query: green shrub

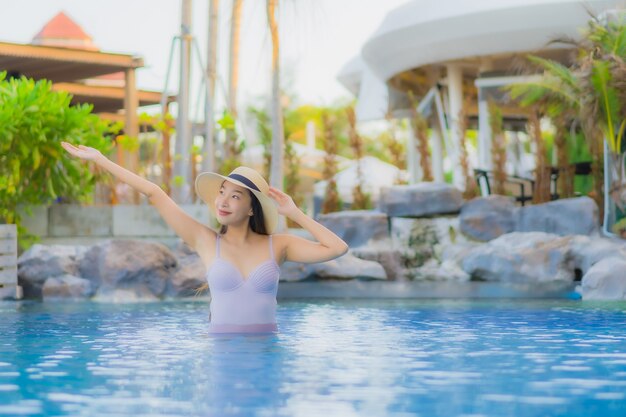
0;72;113;248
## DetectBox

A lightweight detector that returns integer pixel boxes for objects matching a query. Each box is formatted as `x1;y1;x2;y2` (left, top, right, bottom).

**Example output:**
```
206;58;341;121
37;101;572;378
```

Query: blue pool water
1;299;625;417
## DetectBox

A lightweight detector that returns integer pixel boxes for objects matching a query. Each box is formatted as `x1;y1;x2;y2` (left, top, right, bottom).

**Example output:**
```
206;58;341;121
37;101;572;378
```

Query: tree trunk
226;0;243;162
202;0;219;173
267;0;284;191
488;102;506;195
529;112;551;204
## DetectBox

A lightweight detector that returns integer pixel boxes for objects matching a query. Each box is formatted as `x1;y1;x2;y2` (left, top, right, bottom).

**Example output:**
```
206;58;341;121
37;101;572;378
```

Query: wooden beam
0;41;143;68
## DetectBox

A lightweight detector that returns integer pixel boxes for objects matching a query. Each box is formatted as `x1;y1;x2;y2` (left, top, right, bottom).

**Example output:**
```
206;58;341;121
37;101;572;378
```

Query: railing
0;224;22;300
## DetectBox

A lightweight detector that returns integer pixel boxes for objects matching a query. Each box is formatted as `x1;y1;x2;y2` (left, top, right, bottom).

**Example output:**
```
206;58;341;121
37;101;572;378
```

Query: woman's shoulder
194;225;219;250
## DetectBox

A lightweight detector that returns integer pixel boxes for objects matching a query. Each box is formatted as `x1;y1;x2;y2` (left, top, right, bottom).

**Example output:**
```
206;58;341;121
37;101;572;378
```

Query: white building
338;0;624;188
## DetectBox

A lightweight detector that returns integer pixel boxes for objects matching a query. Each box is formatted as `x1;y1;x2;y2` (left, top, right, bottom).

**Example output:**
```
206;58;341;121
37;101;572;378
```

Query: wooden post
0;225;22;300
124;68;140;204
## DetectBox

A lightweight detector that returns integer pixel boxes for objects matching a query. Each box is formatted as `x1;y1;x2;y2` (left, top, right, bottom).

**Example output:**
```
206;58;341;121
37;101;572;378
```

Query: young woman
61;142;348;334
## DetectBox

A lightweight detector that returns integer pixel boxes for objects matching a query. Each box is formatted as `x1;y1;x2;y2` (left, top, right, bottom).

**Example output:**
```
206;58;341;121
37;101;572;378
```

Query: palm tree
202;0;220;173
267;0;285;198
576;15;626;211
510;13;626;215
509;55;582;199
226;0;243;163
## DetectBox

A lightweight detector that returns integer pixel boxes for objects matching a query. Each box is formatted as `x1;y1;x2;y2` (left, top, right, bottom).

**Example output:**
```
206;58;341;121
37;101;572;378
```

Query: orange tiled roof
32;11;98;51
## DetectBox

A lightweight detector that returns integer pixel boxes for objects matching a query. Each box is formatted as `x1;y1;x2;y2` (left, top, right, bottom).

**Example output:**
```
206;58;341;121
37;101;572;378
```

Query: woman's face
215;181;253;225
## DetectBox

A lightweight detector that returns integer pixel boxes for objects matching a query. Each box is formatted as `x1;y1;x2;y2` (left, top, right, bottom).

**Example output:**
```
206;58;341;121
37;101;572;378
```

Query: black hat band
228;173;260;192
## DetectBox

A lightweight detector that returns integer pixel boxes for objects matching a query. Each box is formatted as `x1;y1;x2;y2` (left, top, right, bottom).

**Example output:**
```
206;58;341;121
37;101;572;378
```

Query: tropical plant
509;13;626;216
346;107;371;210
528;111;552;203
578;15;626;211
508;55;581;198
249;106;273;179
458;101;479;199
407;91;433;181
384;115;407;184
0;73;112;248
154;113;175;195
488;102;507;195
321;112;341;213
217;110;245;175
284;140;303;227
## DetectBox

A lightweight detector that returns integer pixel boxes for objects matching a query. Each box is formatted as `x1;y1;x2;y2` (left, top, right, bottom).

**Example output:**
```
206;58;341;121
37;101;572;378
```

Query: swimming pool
1;299;625;416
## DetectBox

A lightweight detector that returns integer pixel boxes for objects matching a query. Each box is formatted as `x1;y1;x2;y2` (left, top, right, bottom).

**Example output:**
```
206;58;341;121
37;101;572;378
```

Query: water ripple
0;299;625;416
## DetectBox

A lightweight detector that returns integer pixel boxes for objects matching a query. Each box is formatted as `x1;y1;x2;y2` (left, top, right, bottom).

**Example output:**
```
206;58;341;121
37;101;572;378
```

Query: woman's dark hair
219;190;267;235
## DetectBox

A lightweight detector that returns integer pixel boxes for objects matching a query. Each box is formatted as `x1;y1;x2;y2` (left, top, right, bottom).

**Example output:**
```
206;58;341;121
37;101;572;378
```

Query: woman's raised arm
268;187;348;264
61;142;214;250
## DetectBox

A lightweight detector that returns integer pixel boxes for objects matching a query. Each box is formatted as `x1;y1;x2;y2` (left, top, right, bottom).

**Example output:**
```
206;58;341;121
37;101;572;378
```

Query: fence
0;224;21;300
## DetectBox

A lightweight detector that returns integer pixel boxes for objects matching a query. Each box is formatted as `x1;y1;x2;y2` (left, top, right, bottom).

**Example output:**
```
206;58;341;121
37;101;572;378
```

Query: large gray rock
18;244;88;298
581;257;626;300
460;196;516;241
318;210;389;248
280;253;387;281
79;240;177;300
350;246;402;281
515;197;599;236
567;235;626;275
406;259;471;281
167;251;208;297
461;232;575;283
378;183;463;217
391;216;468;279
42;275;93;300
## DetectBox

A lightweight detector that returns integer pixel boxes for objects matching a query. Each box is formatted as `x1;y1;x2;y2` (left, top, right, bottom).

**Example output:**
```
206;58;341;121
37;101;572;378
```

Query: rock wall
16;187;626;301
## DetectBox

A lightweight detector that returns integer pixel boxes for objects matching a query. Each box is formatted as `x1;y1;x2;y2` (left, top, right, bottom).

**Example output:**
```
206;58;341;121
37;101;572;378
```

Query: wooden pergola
0;40;147;138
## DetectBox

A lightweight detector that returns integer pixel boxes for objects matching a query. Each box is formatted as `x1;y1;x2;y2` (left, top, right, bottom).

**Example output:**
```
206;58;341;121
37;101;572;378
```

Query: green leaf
217;111;236;131
47;175;57;199
32;147;41;170
590;60;619;152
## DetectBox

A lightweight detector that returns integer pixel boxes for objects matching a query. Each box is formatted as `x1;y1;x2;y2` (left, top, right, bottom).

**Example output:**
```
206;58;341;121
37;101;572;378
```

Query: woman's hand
61;141;103;161
268;187;299;218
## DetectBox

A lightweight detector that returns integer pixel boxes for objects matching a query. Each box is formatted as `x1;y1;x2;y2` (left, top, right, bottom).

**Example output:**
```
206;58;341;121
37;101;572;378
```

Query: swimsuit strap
216;234;221;258
268;235;274;260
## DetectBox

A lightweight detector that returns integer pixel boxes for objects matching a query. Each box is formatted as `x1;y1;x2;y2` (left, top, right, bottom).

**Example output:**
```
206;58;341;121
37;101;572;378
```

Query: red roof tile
32;11;98;50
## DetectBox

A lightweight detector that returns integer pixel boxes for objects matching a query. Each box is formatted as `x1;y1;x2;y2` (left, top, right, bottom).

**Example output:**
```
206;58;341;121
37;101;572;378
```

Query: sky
0;0;410;113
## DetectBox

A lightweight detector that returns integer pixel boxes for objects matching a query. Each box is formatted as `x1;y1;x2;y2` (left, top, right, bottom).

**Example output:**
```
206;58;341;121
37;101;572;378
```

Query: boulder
79;240;177;300
167;251;208;297
515;197;599;236
567;235;626;275
318;210;389;248
42;275;93;300
391;216;467;279
18;244;88;298
580;257;626;300
280;261;309;282
280;252;387;281
406;259;470;282
309;253;387;281
460;196;516;241
350;246;402;280
378;183;463;217
461;232;575;283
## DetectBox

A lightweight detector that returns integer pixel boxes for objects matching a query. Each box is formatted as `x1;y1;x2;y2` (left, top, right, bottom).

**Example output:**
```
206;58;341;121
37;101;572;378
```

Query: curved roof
360;0;623;81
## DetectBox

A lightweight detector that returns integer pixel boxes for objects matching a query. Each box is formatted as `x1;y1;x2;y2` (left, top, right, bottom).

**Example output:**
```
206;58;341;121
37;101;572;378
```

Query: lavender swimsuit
206;234;280;334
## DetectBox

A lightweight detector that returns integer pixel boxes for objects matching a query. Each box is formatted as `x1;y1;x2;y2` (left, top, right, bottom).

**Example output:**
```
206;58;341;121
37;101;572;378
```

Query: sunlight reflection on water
0;299;625;416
